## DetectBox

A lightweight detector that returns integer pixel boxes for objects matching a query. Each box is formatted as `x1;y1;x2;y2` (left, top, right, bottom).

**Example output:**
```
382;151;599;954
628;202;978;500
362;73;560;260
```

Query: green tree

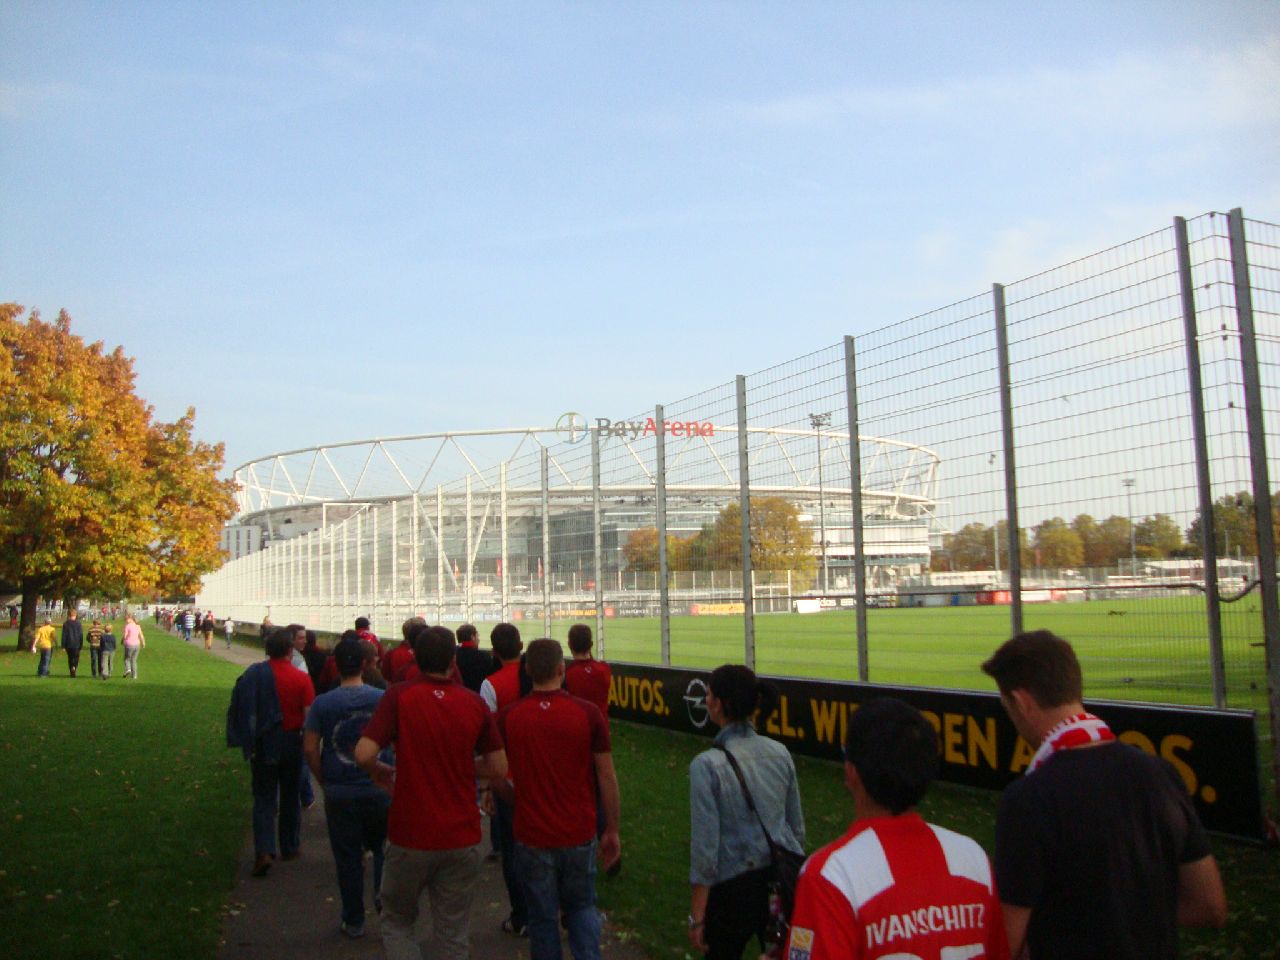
700;497;817;590
1185;490;1280;558
941;522;994;570
1032;517;1083;569
1135;513;1184;559
0;305;237;647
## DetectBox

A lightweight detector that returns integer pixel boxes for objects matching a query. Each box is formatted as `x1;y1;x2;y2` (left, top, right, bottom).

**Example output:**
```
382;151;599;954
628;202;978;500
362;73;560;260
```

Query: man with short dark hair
786;698;1008;960
228;627;316;877
355;624;507;960
305;636;390;939
455;622;498;693
86;618;104;677
354;616;381;660
982;630;1226;959
564;623;610;718
382;617;425;685
497;638;621;960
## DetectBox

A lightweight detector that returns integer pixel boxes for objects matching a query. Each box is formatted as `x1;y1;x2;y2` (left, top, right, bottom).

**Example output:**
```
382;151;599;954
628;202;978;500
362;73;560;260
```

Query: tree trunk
16;586;40;651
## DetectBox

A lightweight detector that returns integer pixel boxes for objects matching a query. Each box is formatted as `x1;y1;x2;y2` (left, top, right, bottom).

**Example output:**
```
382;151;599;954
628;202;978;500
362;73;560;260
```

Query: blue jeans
250;731;302;858
323;794;389;927
494;795;527;927
37;648;52;676
514;840;601;960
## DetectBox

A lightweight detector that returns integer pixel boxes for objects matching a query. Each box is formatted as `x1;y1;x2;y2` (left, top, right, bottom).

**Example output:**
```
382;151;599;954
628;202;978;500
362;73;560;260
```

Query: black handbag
714;744;806;922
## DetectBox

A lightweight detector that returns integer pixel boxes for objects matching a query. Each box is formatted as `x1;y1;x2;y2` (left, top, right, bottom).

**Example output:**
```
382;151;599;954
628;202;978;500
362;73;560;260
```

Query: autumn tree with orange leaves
1;304;237;648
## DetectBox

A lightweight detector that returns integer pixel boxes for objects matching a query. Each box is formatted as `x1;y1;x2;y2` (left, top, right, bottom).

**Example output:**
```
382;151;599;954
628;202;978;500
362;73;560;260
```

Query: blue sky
3;1;1277;475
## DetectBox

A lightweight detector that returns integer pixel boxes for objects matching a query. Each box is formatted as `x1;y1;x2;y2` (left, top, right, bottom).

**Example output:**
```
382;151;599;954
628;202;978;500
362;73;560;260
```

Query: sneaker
500;917;528;937
340;921;365;939
251;854;272;878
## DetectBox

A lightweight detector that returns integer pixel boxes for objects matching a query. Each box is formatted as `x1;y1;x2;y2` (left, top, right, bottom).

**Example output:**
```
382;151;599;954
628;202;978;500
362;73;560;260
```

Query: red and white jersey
786;813;1008;960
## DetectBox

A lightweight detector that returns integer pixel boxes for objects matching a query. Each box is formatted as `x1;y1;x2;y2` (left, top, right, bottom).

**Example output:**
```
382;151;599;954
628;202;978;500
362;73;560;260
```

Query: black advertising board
606;662;1265;840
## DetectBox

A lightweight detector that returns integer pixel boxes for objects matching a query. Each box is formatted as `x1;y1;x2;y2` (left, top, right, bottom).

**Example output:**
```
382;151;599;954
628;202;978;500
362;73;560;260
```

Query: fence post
436;486;444;624
390;501;398;619
542;448;552;639
1175;216;1227;707
465;476;474;623
410;494;419;617
501;461;510;623
592;427;605;657
736;375;756;669
844;335;870;681
1227;207;1280;808
993;283;1024;635
656;404;672;666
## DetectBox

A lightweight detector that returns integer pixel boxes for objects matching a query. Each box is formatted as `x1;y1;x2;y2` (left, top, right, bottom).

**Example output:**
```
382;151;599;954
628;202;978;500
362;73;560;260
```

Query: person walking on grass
86;619;104;678
785;698;1009;960
982;630;1226;960
355;626;507;960
33;618;56;677
304;636;392;939
181;607;195;642
61;608;84;678
121;614;145;679
496;638;621;960
99;622;117;679
201;610;215;650
224;617;235;649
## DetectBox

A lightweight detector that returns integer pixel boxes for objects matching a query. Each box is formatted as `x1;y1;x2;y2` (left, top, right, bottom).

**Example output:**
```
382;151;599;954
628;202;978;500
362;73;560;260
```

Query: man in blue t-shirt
304;635;391;939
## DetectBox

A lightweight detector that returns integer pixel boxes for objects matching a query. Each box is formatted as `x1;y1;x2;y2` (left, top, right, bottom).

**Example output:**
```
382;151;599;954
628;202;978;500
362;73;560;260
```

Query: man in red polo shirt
497;638;621;960
382;616;424;685
480;622;529;935
355;615;382;661
355;626;506;960
563;623;610;718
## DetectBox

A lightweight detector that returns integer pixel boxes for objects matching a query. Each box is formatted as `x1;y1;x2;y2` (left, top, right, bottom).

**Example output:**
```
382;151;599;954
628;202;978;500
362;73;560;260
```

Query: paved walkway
210;638;648;960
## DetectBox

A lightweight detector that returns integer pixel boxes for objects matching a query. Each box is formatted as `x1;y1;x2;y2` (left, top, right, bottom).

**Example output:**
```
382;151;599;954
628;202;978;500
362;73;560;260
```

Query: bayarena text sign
605;662;1265;840
556;411;715;444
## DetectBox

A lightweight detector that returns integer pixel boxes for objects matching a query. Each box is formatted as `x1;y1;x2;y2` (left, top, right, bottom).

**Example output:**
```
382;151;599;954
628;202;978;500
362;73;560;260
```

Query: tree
1;305;237;647
712;497;818;590
1032;517;1083;569
1135;513;1184;559
942;522;994;571
1185;490;1280;559
620;527;692;573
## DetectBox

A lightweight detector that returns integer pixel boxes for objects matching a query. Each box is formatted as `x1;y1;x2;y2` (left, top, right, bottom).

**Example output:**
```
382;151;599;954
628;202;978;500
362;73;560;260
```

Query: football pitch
552;595;1271;711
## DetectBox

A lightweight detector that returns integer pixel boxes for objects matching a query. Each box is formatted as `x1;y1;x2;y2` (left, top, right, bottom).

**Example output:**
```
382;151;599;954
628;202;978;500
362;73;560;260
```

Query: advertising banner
607;662;1264;840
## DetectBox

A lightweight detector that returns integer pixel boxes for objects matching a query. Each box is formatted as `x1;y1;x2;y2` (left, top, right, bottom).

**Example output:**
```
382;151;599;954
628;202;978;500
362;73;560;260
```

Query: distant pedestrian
122;614;145;679
61;609;84;678
7;604;17;629
181;608;195;642
201;611;215;650
354;616;381;661
34;618;56;677
86;619;104;678
304;636;391;939
224;618;235;649
99;623;117;679
355;625;507;959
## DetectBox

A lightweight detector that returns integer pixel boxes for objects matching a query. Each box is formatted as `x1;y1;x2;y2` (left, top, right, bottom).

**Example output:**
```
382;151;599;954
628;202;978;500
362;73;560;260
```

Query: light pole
808;412;831;594
1122;478;1136;575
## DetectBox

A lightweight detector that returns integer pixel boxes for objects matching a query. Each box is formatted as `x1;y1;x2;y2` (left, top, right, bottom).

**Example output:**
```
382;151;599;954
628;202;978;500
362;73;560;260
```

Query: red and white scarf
1027;712;1115;774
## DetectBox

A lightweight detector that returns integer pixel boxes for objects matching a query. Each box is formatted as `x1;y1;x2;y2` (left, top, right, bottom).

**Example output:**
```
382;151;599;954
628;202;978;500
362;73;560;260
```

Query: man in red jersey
480;622;529;935
228;627;316;877
785;698;1008;960
354;626;507;960
496;638;621;960
455;622;498;692
563;623;610;717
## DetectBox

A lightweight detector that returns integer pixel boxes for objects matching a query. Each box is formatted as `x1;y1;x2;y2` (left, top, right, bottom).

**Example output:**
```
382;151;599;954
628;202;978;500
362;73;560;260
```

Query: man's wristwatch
687;915;705;929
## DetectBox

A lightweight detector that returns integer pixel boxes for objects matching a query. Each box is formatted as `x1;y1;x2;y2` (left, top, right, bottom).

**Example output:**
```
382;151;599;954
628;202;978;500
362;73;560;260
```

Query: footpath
209;638;649;960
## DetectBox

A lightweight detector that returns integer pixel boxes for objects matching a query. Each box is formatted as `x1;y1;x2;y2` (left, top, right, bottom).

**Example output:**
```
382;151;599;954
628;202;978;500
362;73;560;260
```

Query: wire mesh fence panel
195;209;1278;726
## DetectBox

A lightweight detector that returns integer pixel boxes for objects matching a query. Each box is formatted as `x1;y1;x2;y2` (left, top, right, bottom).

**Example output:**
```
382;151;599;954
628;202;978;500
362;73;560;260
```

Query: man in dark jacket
61;609;84;677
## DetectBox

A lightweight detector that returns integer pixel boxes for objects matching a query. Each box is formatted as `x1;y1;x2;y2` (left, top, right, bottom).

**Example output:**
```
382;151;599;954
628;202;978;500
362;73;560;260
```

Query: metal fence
198;208;1278;785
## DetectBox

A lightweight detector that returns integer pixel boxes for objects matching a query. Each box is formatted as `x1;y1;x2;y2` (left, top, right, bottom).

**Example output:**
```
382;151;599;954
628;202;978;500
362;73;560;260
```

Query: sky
3;1;1278;480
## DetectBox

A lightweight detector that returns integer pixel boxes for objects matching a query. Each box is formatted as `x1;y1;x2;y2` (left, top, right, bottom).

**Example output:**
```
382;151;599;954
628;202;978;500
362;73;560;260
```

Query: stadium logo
555;411;588;444
684;678;710;729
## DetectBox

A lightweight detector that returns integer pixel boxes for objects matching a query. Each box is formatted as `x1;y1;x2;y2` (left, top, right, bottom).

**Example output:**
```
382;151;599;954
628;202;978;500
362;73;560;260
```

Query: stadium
199;418;943;630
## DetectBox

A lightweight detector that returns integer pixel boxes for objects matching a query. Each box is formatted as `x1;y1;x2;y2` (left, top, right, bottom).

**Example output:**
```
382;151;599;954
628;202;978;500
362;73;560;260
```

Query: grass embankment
601;722;1279;960
0;622;248;960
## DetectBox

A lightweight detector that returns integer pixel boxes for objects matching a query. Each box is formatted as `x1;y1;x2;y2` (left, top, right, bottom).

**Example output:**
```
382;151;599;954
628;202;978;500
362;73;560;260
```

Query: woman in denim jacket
687;664;805;958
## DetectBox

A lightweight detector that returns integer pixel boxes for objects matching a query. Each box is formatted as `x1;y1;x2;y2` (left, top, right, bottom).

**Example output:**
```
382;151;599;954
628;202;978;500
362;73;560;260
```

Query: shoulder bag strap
714;743;778;849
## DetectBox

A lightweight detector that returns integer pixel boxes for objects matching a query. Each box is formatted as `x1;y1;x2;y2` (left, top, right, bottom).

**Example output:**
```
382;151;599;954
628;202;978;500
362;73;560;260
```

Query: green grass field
516;595;1271;710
